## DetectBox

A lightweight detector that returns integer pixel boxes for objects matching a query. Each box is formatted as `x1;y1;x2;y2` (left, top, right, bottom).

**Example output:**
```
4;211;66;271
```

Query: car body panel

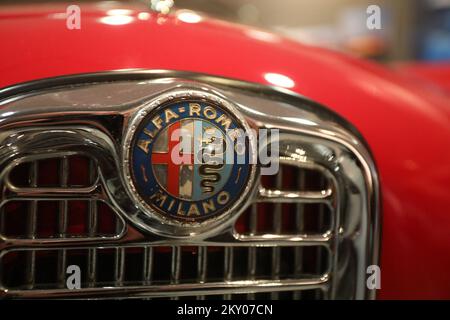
1;2;450;299
394;63;450;94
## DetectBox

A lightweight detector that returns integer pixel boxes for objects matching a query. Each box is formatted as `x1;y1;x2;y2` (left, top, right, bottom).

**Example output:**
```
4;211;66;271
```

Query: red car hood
394;63;450;94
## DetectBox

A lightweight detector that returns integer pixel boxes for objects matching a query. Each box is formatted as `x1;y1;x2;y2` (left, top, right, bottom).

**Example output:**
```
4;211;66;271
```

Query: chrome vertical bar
114;208;125;286
293;168;306;300
223;247;234;300
321;284;330;300
25;161;38;289
87;159;98;287
87;246;97;287
197;246;207;300
247;204;258;299
271;166;283;300
171;246;181;283
171;246;181;300
0;203;4;236
57;157;69;287
114;247;125;286
143;246;154;284
315;175;326;299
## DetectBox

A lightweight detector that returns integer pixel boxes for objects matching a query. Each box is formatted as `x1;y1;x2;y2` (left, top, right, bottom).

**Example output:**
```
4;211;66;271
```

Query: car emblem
122;88;256;236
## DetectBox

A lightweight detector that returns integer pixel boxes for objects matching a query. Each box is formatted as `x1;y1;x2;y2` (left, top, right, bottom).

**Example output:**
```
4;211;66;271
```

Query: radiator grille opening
235;164;332;235
1;158;333;299
1;155;123;239
10;155;94;188
1;246;329;292
1;200;120;239
235;203;331;235
260;165;328;191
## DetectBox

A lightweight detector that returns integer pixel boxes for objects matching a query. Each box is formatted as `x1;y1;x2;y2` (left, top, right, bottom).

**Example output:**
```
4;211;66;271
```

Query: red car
0;1;449;300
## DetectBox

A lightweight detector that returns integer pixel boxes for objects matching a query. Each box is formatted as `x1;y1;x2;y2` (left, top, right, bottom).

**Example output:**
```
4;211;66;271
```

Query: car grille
0;71;379;299
2;156;122;240
1;157;330;299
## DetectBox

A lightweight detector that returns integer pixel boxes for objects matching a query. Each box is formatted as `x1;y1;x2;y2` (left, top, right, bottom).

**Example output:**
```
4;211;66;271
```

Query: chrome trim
26;161;37;289
258;188;333;203
2;276;329;299
0;70;380;299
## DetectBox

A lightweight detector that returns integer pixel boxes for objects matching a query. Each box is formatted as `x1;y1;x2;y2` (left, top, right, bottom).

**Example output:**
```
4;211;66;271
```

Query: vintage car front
0;1;449;300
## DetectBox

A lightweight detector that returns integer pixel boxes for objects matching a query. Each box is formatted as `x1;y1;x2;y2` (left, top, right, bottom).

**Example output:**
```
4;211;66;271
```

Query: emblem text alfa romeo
122;88;256;236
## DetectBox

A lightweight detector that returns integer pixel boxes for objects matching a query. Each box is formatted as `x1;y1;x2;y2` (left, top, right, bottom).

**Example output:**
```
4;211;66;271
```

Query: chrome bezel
121;87;258;237
0;70;380;300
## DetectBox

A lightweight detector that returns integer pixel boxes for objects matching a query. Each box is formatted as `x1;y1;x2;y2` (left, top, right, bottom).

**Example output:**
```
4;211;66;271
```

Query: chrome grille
1;161;332;299
1;246;327;299
0;70;380;299
1;156;123;240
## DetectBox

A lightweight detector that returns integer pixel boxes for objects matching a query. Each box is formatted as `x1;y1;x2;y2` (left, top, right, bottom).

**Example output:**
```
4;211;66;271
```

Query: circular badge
122;89;255;236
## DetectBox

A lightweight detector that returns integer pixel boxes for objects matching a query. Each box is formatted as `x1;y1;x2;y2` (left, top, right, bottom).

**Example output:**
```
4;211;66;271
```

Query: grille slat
171;246;181;284
87;249;97;288
246;204;258;299
271;165;283;299
293;168;306;300
25;161;38;289
114;209;126;286
114;248;125;286
258;189;333;203
223;247;234;300
170;246;181;300
87;159;98;287
57;157;69;287
143;246;154;285
0;206;4;235
58;157;69;237
315;175;326;299
196;246;207;300
2;275;328;299
87;160;98;238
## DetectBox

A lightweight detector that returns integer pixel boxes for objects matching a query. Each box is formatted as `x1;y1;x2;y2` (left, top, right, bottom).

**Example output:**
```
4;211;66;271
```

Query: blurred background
3;0;450;63
173;0;450;62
